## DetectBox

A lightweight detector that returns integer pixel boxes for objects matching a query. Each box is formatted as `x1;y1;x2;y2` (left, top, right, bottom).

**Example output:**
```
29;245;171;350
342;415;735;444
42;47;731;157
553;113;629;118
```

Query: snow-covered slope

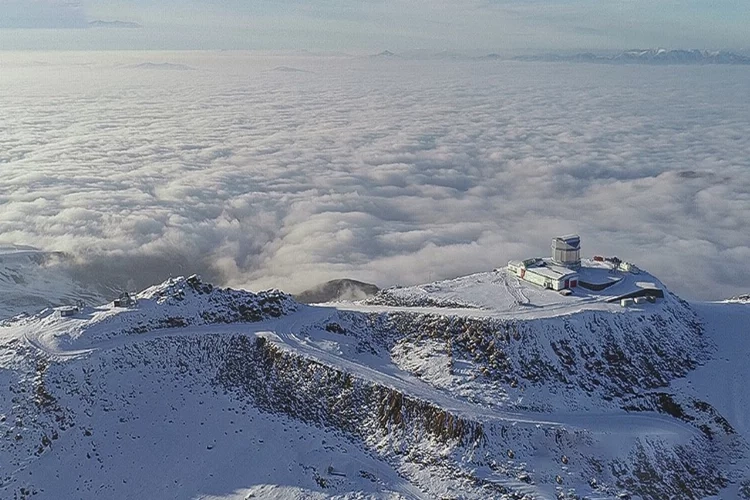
670;300;750;499
1;269;748;499
359;261;667;319
0;246;105;320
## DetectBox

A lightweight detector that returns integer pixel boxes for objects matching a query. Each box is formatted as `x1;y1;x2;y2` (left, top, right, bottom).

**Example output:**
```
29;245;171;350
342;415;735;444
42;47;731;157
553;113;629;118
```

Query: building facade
508;259;579;291
551;234;581;268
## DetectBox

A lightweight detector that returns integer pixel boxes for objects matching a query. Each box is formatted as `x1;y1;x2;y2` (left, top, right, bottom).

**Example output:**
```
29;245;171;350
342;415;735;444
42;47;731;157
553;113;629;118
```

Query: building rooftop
346;258;666;320
526;259;579;280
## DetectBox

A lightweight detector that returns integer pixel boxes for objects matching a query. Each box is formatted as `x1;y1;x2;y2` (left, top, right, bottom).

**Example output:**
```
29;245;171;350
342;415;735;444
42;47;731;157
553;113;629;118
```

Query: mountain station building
508;235;581;291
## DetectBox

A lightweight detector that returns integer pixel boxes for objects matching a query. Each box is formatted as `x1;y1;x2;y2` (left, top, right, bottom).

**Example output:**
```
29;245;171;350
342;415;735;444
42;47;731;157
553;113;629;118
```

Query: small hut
59;306;78;317
113;292;136;308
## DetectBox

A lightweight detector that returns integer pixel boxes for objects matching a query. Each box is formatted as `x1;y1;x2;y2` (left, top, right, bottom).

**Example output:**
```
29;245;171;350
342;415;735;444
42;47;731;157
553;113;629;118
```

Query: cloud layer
0;52;748;300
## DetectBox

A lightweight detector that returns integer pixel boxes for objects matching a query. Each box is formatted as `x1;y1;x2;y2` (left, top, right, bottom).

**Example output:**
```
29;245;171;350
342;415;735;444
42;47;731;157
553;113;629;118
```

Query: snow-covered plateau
0;263;749;500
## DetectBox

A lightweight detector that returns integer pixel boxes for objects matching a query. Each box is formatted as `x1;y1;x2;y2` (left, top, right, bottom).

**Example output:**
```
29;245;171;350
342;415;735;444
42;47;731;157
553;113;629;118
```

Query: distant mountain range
88;20;142;29
128;62;195;71
371;49;474;60
514;48;750;65
271;66;313;73
370;48;750;65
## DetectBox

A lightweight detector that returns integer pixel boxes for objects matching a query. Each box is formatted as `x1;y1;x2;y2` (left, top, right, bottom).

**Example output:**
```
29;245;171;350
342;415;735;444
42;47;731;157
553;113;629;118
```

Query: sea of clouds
0;51;748;300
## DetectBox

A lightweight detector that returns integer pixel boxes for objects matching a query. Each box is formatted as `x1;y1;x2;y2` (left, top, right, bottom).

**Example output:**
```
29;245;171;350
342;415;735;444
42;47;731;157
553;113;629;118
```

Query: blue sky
0;0;748;52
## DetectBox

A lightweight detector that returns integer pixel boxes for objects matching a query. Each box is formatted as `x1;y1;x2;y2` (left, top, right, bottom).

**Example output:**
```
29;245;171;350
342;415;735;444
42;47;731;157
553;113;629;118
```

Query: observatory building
551;235;581;268
507;235;582;291
507;234;661;302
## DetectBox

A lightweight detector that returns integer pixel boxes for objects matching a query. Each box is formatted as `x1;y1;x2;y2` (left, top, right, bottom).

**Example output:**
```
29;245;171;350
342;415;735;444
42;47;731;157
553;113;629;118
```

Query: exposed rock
295;279;379;304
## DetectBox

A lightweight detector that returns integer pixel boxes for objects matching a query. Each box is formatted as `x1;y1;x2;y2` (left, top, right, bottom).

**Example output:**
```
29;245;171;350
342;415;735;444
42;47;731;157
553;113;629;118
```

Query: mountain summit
371;50;398;58
1;267;749;499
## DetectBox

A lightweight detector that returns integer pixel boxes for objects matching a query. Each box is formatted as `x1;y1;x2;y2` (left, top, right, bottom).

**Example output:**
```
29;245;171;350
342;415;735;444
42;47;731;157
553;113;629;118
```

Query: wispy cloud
1;0;747;51
0;52;748;300
0;0;87;29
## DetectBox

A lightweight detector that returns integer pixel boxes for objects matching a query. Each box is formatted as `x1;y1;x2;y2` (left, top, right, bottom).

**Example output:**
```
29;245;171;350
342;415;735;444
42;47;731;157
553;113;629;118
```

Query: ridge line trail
331;292;622;320
20;304;698;441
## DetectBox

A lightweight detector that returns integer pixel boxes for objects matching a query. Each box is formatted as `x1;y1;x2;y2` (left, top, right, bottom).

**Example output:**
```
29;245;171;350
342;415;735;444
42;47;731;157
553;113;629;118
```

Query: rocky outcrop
295;279;379;304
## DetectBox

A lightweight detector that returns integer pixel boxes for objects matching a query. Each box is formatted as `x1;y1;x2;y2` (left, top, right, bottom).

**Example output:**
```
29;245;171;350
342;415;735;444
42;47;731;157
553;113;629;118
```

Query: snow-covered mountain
370;50;468;60
88;20;142;29
371;50;399;58
515;49;750;65
370;48;750;65
0;246;106;321
726;294;750;304
1;267;749;499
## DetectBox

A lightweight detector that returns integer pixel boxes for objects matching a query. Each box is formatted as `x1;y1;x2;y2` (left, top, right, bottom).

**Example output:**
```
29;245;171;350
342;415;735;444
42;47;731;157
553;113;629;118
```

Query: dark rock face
217;336;486;447
295;279;379;304
364;291;477;309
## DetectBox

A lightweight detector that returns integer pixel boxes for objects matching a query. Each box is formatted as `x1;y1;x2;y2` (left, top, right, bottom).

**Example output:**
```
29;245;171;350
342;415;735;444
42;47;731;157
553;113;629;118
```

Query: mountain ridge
513;48;750;65
1;269;748;498
366;48;750;65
